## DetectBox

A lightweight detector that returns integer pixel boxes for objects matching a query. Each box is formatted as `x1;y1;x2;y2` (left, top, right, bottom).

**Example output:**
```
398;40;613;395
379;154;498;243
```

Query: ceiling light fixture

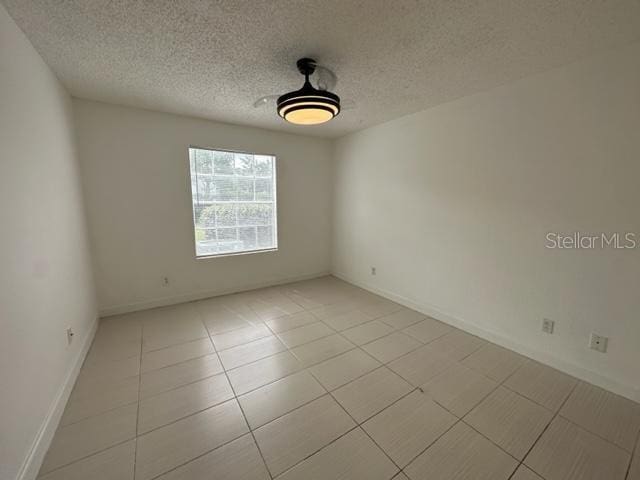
277;58;340;125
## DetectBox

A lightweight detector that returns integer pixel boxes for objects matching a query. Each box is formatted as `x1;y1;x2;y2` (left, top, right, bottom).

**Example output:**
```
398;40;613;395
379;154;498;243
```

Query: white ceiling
4;0;640;137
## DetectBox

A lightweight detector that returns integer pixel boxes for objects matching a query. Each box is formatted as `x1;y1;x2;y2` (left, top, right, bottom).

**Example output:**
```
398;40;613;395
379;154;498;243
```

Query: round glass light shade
283;106;334;125
277;82;340;125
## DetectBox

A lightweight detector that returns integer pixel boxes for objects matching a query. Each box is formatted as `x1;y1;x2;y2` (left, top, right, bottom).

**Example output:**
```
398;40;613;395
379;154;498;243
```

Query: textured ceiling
3;1;640;137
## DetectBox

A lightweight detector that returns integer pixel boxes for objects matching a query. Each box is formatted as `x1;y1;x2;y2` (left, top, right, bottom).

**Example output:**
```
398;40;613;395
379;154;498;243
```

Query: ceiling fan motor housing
296;57;317;76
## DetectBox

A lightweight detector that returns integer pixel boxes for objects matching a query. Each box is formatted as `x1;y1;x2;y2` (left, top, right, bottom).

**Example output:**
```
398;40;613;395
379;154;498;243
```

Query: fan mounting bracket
296;58;317;77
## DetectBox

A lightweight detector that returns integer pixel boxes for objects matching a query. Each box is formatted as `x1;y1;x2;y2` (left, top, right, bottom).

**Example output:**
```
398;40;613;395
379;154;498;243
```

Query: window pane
255;178;273;201
197;177;215;202
214;151;234;174
257;225;274;247
235;154;254;176
189;148;277;257
195;149;213;174
194;206;213;228
214;204;236;227
214;177;237;201
237;177;254;201
237;203;273;226
239;227;257;250
255;155;273;176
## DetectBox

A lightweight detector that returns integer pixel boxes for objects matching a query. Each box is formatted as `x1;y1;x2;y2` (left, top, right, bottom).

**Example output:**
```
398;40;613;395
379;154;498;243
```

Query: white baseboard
333;271;640;403
16;317;99;480
99;271;331;317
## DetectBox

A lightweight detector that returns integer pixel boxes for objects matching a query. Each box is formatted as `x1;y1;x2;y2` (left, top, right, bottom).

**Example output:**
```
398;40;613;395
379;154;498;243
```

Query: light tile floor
38;276;640;480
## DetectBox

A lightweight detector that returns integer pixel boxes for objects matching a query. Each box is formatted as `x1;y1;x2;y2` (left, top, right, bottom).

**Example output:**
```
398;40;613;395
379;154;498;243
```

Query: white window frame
188;146;278;259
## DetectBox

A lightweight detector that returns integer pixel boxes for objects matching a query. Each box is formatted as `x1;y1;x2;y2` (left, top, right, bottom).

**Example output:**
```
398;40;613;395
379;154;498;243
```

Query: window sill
195;247;278;260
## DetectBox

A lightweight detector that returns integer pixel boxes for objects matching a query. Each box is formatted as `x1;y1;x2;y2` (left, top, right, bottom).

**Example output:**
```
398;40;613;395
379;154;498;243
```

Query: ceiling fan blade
253;95;279;108
313;65;337;91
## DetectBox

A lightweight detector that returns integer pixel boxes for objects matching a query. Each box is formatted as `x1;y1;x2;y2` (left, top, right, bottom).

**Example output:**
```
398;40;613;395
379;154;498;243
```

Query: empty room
1;1;639;480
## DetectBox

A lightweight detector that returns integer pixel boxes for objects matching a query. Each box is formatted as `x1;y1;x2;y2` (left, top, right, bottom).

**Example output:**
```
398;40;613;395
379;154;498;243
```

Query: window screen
189;147;277;257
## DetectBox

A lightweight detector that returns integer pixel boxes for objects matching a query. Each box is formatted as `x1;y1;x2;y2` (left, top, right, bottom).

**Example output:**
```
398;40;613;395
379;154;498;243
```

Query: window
188;147;277;257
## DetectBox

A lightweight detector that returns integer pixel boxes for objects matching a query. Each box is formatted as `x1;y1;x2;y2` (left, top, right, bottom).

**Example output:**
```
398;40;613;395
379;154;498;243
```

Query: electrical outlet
542;318;555;334
66;327;74;345
589;333;608;353
371;267;376;276
162;276;170;287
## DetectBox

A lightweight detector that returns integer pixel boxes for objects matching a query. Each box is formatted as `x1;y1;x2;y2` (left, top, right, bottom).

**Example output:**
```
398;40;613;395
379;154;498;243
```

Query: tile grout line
48;283;640;480
266;316;358;370
393;356;526;476
130;302;429;390
277;328;340;350
139;362;220;398
528;376;640;456
371;357;520;480
38;437;138;477
102;278;372;331
231;314;378;371
115;318;251;479
312;347;384;391
362;325;468;373
460;349;579;419
62;350;360;444
185;317;338;370
141;334;210;355
142;348;214;375
59;397;141;429
261;309;409;475
87;302;411;386
556;410;637;454
625;427;640;480
387;351;535;477
302;342;463;476
241;369;354;475
82;351;140;369
136;393;235;437
269;424;364;478
508;379;580;480
44;332;506;473
244;386;331;431
133;319;349;404
41;284;369;475
227;292;391;477
137;333;356;409
139;339;620;480
397;419;462;479
37;330;144;476
132;319;144;480
233;338;378;400
59;343;143;427
142;432;253;480
203;302;276;480
326;385;409;474
458;352;553;480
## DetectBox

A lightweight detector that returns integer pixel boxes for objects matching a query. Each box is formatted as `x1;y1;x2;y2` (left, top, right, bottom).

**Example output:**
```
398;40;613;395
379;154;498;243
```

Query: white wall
73;100;333;315
333;41;640;401
0;6;98;480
